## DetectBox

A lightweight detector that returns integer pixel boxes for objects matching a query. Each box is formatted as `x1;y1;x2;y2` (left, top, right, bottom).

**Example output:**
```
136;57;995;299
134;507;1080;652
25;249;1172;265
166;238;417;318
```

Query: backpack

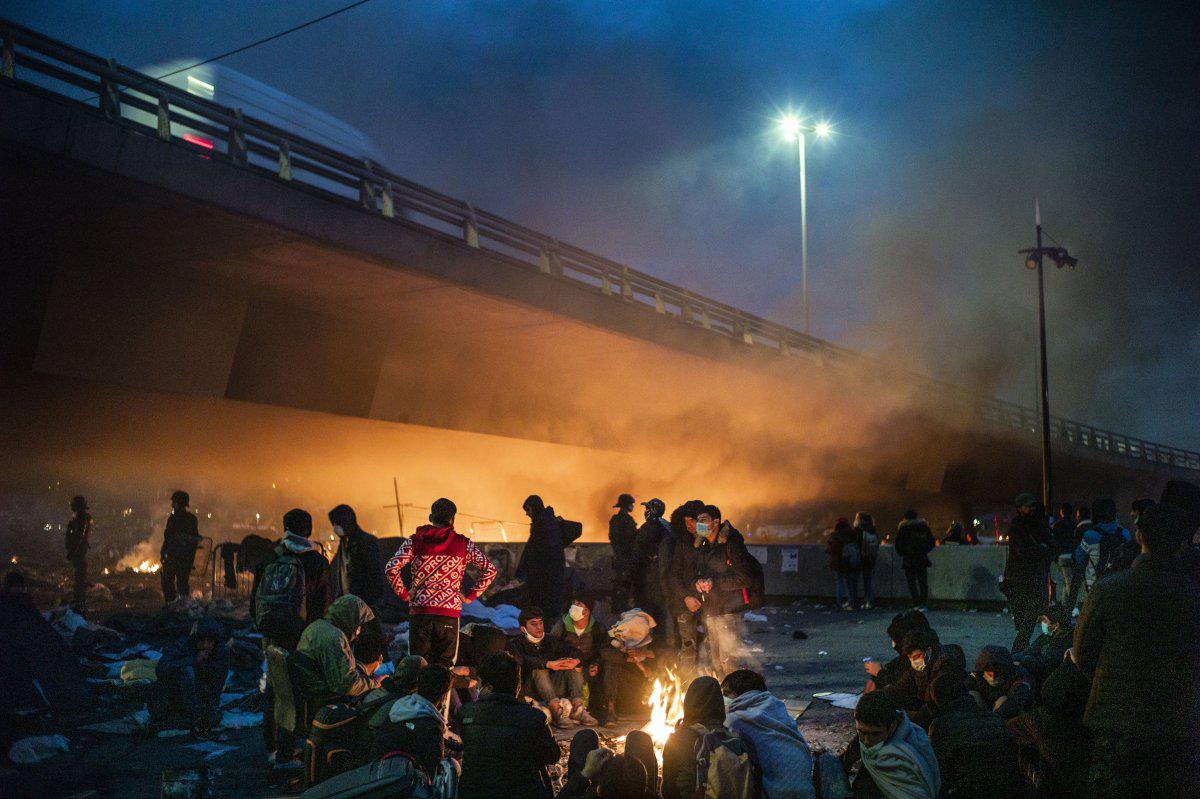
740;553;765;610
255;549;307;640
300;752;434;799
1093;527;1126;580
307;694;399;786
558;517;583;546
690;724;761;799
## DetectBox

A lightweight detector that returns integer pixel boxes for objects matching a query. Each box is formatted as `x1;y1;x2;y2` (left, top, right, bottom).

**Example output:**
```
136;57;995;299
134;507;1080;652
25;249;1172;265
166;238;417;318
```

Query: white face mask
569;605;587;622
524;629;544;645
1039;621;1052;636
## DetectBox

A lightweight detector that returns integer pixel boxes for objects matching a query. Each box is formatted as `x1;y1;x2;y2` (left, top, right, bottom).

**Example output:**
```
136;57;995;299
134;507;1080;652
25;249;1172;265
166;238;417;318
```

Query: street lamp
1018;201;1078;512
777;114;832;336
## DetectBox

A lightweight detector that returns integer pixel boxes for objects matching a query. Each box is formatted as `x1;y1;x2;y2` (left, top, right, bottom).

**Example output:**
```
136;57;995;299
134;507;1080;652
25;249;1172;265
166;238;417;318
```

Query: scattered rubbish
818;650;829;656
792;630;809;640
185;741;237;760
8;733;70;764
856;620;864;625
743;611;769;623
162;766;212;798
774;665;785;671
460;601;521;632
218;709;262;729
812;604;825;609
966;608;978;613
119;658;158;684
786;699;812;718
813;691;861;709
784;623;793;628
79;718;144;735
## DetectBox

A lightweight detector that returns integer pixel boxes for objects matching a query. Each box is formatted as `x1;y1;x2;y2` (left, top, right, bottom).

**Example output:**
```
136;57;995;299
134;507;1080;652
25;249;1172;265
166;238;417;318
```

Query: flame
639;669;685;748
132;559;161;574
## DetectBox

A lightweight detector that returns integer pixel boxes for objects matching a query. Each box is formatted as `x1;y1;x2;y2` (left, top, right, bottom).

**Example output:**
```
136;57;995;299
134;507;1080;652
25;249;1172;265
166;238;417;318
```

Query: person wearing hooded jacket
150;616;230;735
385;498;498;668
966;645;1033;721
661;676;738;799
894;510;934;606
660;500;705;667
520;494;568;618
292;594;382;703
721;669;816;799
849;691;940;799
925;673;1023;799
864;611;935;693
631;498;671;631
327;504;387;609
881;629;966;729
371;664;454;777
551;595;610;724
1003;492;1052;651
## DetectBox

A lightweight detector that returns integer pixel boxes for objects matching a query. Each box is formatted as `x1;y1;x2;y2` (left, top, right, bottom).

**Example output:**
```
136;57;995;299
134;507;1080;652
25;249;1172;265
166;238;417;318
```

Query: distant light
183;133;214;150
778;115;802;141
814;121;833;139
186;75;214;99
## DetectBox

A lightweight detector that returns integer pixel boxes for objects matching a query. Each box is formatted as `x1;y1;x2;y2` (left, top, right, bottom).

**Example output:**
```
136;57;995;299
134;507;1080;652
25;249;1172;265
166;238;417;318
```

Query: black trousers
1007;578;1048;652
161;553;194;602
904;566;929;602
409;614;460;667
71;556;88;609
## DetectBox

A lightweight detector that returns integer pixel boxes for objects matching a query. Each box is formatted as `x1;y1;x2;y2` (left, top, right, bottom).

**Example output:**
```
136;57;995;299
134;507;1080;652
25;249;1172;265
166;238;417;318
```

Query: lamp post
778;115;832;337
1019;201;1078;512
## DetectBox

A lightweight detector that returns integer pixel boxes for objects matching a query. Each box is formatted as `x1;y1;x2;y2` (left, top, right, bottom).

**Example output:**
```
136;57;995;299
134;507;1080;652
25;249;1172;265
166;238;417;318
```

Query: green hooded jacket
295;594;377;698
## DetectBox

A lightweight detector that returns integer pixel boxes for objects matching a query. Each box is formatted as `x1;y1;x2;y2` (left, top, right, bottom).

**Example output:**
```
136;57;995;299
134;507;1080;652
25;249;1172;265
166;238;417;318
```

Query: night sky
9;1;1199;447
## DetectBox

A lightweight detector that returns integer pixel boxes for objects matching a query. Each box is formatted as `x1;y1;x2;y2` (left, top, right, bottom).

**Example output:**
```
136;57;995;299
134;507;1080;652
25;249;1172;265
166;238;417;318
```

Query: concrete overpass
2;21;1195;537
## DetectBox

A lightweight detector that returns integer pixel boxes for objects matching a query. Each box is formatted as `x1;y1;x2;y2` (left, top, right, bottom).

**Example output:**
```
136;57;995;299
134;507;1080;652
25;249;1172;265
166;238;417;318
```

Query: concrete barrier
479;542;1008;604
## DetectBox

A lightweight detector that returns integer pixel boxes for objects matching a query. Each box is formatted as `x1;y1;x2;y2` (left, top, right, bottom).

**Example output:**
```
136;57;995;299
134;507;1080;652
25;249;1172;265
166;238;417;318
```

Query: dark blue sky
10;1;1200;447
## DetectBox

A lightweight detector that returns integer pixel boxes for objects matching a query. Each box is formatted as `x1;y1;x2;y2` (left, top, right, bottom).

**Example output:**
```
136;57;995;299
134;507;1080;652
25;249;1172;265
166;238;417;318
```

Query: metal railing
3;18;1196;473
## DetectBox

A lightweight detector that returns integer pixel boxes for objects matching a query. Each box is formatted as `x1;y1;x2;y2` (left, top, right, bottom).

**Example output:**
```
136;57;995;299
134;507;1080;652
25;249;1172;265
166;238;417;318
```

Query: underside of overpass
0;80;1185;537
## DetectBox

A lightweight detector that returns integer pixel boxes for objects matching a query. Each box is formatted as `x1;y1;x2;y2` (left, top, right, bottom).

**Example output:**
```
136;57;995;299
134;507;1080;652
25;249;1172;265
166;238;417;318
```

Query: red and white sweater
385;524;498;618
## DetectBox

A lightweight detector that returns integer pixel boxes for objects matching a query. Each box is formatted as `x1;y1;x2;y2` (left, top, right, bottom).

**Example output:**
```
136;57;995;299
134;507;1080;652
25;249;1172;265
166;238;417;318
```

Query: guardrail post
620;267;633;301
155;96;170;140
1;34;14;80
699;307;711;330
359;160;377;211
653;292;666;314
277;140;292;181
738;318;754;345
229;108;247;165
679;299;693;324
464;204;480;248
601;271;613;296
100;59;119;120
381;182;395;219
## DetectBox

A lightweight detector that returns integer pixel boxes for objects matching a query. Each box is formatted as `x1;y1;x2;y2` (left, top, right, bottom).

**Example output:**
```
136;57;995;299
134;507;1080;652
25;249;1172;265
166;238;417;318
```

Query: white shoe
863;602;874;610
840;602;853;611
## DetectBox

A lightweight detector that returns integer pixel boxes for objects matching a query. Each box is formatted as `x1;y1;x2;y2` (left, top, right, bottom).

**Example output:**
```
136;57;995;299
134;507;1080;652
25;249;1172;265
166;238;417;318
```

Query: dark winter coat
1006;659;1091;797
895;518;935;570
161;509;200;562
661;677;728;799
609;510;639;572
632;517;670;611
1050;515;1079;556
691;522;758;616
250;535;332;648
1003;514;1052;583
155;617;230;723
459;692;562;799
550;613;607;668
872;612;937;691
660;529;700;617
826;522;861;573
507;632;581;688
1014;624;1074;684
928;696;1023;799
65;513;92;561
968;645;1033;721
1074;553;1200;738
520;507;567;618
882;642;967;725
330;527;387;608
370;693;445;777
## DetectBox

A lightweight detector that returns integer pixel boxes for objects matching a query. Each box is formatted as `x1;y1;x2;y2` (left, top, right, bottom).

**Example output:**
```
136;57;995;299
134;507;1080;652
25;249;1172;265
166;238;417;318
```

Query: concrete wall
479;542;1008;603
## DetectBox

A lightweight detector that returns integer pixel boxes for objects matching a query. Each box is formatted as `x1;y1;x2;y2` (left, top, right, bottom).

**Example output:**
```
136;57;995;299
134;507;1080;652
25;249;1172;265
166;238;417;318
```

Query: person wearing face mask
550;595;608;725
327;504;387;610
660;500;707;674
966;645;1032;721
689;504;761;679
847;691;940;799
1012;602;1073;690
882;629;966;728
864;611;937;694
507;606;587;728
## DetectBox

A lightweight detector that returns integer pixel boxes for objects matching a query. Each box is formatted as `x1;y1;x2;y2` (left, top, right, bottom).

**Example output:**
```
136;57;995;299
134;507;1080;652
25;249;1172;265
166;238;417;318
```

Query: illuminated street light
775;113;834;336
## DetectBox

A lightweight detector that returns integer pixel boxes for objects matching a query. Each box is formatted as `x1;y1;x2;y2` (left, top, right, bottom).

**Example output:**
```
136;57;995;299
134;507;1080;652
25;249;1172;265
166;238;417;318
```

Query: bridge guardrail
3;19;1196;473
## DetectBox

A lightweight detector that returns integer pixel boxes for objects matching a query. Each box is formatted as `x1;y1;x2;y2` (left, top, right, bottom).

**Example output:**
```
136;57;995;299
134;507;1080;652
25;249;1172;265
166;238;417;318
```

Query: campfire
131;560;161;574
117;539;162;574
639;669;685;749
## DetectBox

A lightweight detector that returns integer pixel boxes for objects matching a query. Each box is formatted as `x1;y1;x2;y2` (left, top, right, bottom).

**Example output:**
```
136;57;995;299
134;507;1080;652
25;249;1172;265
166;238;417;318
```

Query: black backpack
307;693;399;786
740;554;765;611
300;752;434;799
255;549;307;641
1094;527;1126;579
558;517;583;546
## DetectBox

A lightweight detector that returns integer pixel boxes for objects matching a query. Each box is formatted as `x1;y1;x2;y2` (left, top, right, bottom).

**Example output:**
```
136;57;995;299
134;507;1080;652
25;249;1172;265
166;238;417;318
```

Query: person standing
895;509;934;607
1074;500;1200;798
691;505;759;678
661;499;705;674
631;498;670;627
385;498;497;668
519;495;567;619
160;490;200;604
1002;492;1052;651
65;495;93;612
826;517;861;610
855;512;880;610
608;493;639;612
327;504;387;609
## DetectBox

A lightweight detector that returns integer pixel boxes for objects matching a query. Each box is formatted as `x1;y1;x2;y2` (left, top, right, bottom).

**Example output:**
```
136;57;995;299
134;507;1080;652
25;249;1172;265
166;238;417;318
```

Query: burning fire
132;560;161;574
640;670;685;748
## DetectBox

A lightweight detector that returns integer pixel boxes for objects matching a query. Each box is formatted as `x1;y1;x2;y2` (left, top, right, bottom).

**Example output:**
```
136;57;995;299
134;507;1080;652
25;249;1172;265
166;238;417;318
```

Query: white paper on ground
219;709;263;729
743;611;769;622
812;691;862;709
185;741;237;760
8;734;69;764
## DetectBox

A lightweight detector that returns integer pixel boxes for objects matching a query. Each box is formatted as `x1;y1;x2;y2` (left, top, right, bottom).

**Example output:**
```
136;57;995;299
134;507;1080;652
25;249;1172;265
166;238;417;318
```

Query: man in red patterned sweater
386;498;498;668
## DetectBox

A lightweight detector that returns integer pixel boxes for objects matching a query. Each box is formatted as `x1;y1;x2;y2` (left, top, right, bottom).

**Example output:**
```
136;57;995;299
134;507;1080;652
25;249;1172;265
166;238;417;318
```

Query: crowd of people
43;478;1200;798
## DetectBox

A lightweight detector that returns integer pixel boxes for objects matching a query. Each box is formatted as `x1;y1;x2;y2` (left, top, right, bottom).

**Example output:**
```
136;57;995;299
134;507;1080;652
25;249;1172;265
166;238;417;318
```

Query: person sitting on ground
721;668;815;799
1012;602;1073;690
557;728;601;798
550;594;606;725
604;608;662;719
351;618;388;681
926;672;1023;799
507;605;585;728
849;690;940;799
150;616;230;737
363;654;427;735
292;594;382;705
372;664;454;777
459;651;562;799
661;675;746;799
623;730;661;798
597;754;652;799
864;610;935;693
1006;652;1091;799
881;628;965;727
966;645;1033;721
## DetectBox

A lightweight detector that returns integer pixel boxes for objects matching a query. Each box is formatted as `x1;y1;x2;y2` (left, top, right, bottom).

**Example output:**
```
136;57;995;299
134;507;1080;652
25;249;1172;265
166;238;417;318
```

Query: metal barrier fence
2;18;1196;473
